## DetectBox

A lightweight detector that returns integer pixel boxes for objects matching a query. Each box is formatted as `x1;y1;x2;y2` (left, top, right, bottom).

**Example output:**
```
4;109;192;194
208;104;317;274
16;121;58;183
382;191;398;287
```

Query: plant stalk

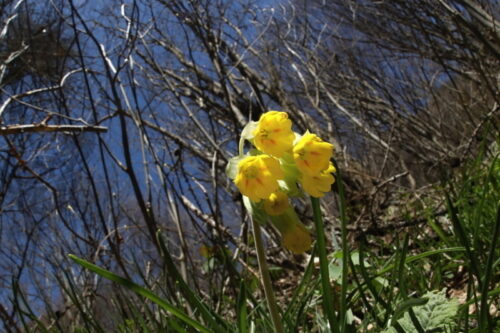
311;197;339;333
334;162;349;332
251;216;285;333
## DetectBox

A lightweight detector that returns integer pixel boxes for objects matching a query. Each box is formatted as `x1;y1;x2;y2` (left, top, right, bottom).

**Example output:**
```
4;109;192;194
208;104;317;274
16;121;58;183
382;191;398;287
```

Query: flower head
263;192;289;216
301;163;336;198
293;131;334;176
253;111;295;158
282;222;313;254
268;207;313;254
234;155;284;202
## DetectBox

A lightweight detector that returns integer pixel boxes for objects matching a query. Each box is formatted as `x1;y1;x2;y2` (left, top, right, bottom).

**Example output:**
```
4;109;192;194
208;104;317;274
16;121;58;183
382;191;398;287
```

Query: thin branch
0;68;83;118
0;124;107;135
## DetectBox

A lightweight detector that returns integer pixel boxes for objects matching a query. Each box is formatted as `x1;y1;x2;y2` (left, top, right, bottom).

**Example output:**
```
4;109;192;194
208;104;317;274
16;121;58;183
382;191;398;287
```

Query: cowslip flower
301;163;336;198
293;131;334;176
253;111;295;158
269;208;312;254
263;191;289;216
282;223;313;254
234;155;284;202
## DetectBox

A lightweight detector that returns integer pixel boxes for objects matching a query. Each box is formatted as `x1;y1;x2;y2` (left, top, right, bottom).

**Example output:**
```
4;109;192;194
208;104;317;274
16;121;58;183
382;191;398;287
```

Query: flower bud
263;192;289;216
269;207;313;254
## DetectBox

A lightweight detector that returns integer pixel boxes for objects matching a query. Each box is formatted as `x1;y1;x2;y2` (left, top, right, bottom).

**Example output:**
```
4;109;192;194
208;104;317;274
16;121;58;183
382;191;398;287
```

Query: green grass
18;147;499;332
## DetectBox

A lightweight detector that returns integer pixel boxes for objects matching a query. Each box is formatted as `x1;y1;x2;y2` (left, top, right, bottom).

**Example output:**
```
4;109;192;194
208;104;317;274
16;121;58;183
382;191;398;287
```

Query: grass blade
283;245;317;323
358;242;389;313
68;254;211;333
237;279;248;333
348;257;384;328
479;204;499;331
445;193;483;290
375;247;465;276
156;231;230;332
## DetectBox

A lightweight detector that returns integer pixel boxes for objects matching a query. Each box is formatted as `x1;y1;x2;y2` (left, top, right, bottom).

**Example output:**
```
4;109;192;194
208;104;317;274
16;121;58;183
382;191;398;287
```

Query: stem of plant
251;216;285;333
311;197;339;333
334;162;349;332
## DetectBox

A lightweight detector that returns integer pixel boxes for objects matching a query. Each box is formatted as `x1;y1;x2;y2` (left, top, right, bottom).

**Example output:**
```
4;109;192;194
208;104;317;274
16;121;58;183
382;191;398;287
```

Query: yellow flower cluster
235;111;335;200
227;111;336;253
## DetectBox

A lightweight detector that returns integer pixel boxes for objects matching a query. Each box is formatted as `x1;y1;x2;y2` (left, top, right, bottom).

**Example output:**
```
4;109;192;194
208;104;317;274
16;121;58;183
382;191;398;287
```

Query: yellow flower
301;163;336;198
234;155;284;202
253;111;295;158
282;222;313;254
268;207;312;254
293;131;334;176
263;192;289;216
199;244;215;258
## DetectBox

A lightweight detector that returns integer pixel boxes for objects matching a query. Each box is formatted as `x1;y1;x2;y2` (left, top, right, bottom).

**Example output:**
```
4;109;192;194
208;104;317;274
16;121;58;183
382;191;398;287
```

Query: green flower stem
251;216;285;333
239;137;245;157
334;163;349;332
311;197;339;333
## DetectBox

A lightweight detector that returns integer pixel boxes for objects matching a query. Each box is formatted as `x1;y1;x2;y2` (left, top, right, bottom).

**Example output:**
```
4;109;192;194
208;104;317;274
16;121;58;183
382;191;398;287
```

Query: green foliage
382;290;459;333
28;144;494;332
68;254;213;333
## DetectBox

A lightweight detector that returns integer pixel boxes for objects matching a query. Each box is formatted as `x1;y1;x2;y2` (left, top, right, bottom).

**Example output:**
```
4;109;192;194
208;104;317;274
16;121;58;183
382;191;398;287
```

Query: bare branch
0;124;107;135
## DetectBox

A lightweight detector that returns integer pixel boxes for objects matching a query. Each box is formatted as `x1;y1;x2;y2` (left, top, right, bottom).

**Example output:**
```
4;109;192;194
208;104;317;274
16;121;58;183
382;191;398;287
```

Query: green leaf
392;297;429;322
349;251;370;267
68;254;211;333
383;290;459;333
237;280;248;333
328;262;342;282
